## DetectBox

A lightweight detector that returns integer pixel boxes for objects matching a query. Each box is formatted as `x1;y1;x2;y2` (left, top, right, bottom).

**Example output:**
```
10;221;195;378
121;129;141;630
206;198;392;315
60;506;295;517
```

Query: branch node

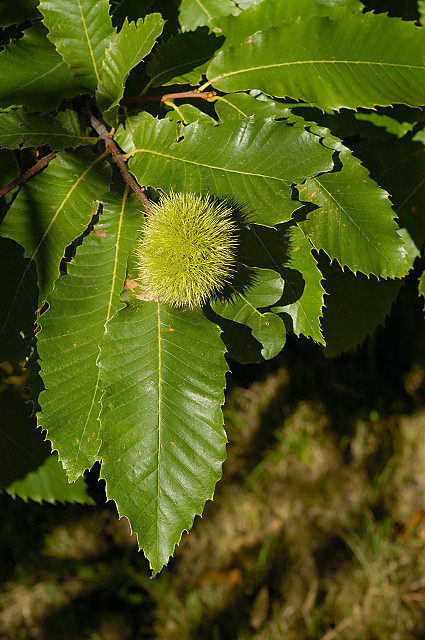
89;113;150;211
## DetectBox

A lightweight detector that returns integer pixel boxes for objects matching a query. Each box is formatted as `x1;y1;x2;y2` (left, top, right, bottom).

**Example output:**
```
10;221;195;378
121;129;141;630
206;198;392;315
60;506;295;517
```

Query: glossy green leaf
0;22;84;113
271;226;325;344
207;12;425;111
0;387;50;489
319;254;402;356
37;191;141;480
0;108;95;151
165;104;216;126
397;228;420;266
0;109;27;149
98;302;228;574
179;0;239;31
353;136;425;256
0;149;111;305
122;115;333;226
146;28;222;89
214;91;293;121
5;452;94;504
39;0;114;90
211;0;278;42
354;112;414;139
0;238;38;362
211;0;361;47
112;111;153;153
213;92;411;279
0;0;41;26
285;104;418;142
298;139;411;279
233;219;325;343
211;268;286;359
96;13;164;125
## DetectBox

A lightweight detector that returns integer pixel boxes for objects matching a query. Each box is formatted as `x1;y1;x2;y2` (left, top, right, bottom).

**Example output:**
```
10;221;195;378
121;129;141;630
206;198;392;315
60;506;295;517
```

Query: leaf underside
5;452;95;504
211;0;363;48
179;0;239;31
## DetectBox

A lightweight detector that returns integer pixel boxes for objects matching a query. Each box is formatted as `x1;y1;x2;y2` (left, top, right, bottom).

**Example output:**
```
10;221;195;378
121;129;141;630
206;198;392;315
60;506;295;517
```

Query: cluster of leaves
0;0;424;574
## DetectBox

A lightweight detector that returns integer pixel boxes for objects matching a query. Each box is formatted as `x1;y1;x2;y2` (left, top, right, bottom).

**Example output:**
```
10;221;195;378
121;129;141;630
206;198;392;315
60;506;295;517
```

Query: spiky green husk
136;192;238;308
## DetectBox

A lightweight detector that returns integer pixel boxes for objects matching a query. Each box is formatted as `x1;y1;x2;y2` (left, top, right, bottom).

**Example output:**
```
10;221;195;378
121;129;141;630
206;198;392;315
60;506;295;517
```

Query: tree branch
121;90;217;106
89;113;151;211
0;151;57;199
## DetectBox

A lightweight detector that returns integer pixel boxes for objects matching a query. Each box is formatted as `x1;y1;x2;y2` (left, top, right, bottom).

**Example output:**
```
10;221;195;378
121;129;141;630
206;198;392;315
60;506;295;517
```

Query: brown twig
0;151;57;198
121;90;217;106
89;112;151;211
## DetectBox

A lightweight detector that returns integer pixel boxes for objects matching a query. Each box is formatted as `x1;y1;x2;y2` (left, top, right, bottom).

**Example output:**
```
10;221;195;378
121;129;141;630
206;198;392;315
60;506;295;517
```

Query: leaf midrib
310;176;396;265
28;155;104;265
250;226;321;337
127;148;292;183
7;60;65;97
150;54;213;86
74;188;130;473
194;0;213;21
214;99;320;334
127;21;162;70
78;0;100;84
210;59;425;85
228;285;265;320
156;302;162;558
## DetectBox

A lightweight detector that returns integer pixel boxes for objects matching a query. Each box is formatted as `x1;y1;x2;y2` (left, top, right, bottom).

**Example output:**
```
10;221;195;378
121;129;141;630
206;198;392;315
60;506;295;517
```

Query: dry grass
2;352;425;639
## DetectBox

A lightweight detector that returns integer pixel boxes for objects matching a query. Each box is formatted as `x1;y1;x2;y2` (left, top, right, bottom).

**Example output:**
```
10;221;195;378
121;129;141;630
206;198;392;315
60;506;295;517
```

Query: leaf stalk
120;90;216;106
0;152;57;198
